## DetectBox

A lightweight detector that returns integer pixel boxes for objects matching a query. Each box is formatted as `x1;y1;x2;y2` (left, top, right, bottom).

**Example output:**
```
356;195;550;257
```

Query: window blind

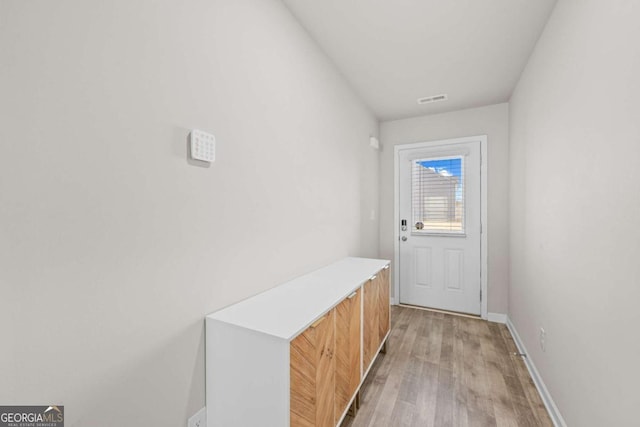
411;156;464;233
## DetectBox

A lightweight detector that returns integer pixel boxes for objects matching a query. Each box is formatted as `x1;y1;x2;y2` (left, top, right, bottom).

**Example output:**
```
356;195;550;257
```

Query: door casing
393;135;488;319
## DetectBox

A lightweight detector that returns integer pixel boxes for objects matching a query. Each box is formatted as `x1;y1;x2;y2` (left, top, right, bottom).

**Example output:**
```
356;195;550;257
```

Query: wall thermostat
190;129;216;162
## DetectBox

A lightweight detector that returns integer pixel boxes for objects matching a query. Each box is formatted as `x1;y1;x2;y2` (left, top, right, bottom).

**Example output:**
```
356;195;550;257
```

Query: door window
411;156;464;234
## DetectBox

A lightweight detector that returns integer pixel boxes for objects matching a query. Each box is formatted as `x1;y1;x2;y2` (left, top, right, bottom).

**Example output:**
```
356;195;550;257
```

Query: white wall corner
390;297;397;305
487;313;507;324
506;318;568;427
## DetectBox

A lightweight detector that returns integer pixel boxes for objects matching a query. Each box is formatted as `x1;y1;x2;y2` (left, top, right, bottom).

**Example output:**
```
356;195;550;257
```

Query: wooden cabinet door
334;289;361;422
362;275;379;372
378;266;390;342
290;309;336;427
363;266;391;374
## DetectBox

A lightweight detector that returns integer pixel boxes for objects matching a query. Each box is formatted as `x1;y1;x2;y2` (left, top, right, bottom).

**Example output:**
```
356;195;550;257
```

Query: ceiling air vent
417;94;448;105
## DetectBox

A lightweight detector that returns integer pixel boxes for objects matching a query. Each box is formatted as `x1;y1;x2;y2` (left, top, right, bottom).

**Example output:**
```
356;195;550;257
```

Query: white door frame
393;135;488;320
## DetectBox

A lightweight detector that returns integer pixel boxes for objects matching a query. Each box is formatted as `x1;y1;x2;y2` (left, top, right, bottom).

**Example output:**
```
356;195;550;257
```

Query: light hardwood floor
341;305;553;427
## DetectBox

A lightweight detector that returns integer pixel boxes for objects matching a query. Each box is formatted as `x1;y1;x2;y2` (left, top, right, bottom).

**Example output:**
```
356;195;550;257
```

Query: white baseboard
506;318;567;427
390;297;397;305
487;312;507;323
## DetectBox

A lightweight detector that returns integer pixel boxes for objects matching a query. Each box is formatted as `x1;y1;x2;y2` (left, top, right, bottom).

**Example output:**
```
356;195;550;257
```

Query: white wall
509;0;640;425
380;104;510;314
0;1;378;426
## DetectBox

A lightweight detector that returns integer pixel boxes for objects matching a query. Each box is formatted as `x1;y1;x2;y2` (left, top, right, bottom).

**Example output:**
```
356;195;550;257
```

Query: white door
398;139;482;315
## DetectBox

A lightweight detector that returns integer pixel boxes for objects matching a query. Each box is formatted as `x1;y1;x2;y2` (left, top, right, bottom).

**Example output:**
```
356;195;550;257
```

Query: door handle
310;313;329;328
401;236;408;241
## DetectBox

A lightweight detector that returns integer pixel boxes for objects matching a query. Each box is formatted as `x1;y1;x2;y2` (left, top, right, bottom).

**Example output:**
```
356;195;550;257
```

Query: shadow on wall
72;320;205;427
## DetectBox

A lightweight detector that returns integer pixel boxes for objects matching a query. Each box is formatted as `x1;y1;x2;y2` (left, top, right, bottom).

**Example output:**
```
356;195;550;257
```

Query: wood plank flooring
341;306;553;427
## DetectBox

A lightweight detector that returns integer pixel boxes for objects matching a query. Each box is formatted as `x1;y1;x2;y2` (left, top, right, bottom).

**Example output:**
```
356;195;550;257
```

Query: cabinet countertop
206;257;390;340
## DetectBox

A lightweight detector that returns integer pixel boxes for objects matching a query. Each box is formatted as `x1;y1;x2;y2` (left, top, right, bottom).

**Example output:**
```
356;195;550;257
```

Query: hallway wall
0;1;378;425
509;0;640;424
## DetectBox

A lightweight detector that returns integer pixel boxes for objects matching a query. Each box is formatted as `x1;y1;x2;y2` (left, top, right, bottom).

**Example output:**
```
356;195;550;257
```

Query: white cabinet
206;257;390;427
